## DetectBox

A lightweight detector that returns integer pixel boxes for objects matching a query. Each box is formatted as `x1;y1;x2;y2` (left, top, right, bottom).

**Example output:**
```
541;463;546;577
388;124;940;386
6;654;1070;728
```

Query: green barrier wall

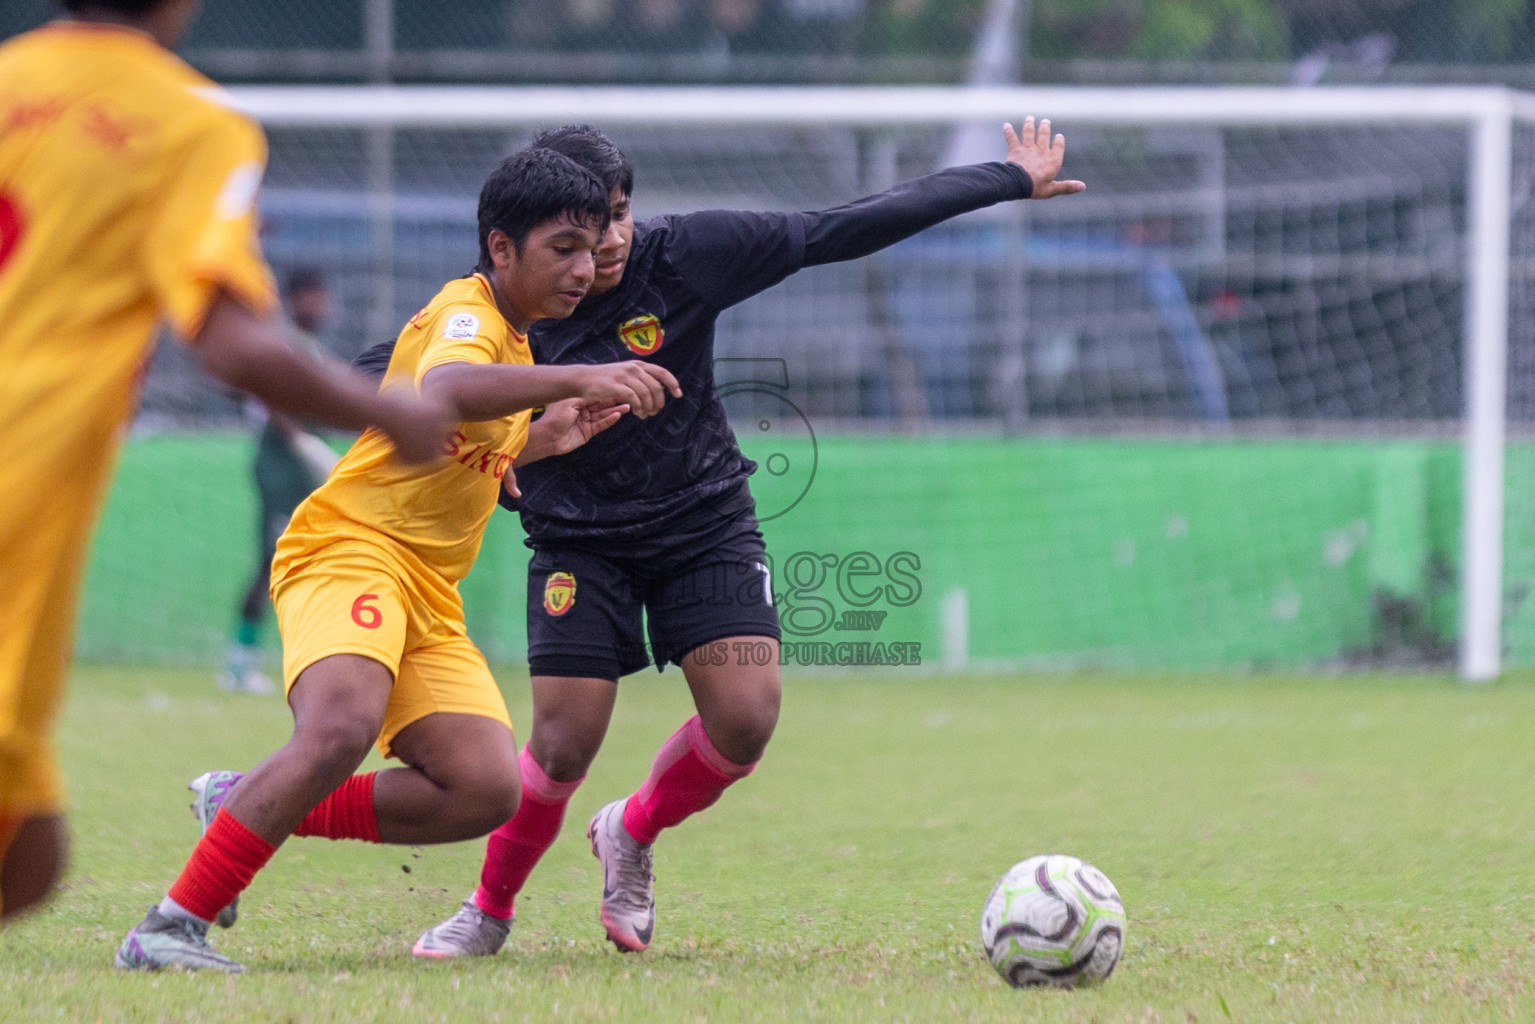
80;433;1535;670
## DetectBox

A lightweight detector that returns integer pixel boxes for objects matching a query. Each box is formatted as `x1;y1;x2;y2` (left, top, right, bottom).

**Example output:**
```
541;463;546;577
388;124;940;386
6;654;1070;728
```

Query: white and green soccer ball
980;853;1125;989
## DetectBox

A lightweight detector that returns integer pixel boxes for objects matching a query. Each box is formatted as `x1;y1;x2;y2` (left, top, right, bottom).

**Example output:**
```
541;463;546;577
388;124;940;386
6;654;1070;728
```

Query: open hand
514;396;631;478
538;397;630;456
1004;116;1085;201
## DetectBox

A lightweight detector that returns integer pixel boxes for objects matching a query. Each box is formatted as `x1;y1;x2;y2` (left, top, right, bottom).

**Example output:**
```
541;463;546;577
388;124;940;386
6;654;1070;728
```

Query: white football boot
412;898;512;959
587;799;655;951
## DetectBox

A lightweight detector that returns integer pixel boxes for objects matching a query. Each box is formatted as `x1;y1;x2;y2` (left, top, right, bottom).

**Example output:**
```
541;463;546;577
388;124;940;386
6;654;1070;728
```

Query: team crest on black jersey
543;572;577;616
617;314;664;355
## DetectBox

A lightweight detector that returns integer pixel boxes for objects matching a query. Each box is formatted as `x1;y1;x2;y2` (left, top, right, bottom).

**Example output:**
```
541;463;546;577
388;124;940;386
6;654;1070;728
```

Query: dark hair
58;1;165;13
476;148;611;273
285;266;327;298
530;124;634;199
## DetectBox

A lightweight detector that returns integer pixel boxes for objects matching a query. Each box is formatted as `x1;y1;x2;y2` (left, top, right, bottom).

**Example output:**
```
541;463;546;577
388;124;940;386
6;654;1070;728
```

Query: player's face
589;187;634;298
490;215;601;327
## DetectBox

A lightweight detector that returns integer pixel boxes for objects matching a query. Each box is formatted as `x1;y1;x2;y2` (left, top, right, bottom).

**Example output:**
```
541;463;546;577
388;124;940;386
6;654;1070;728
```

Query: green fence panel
78;433;1507;670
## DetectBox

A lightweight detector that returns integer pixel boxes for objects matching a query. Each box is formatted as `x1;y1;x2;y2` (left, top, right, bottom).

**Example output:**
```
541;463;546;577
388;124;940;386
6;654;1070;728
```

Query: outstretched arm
670;116;1085;309
197;291;452;464
800;116;1085;268
420;360;681;423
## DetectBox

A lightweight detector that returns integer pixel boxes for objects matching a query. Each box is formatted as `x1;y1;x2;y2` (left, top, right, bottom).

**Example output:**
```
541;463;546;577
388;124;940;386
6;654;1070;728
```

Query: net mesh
85;104;1535;671
1497;119;1535;666
145;119;1478;426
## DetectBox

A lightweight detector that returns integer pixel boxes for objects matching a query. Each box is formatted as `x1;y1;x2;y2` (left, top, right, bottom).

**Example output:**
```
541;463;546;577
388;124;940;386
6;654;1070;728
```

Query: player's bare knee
737;680;782;755
707;700;778;765
477;741;522;823
288;656;391;761
408;725;521;830
690;653;781;763
467;773;521;831
529;725;601;782
427;763;519;835
293;717;375;781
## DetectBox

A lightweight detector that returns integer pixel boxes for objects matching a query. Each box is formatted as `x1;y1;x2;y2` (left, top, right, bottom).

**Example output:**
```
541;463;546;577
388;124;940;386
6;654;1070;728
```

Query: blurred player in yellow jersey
116;148;681;972
0;0;454;923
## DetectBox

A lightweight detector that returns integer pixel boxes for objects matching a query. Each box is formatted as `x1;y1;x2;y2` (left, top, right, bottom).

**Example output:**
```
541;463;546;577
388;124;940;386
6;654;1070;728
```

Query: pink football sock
621;715;755;845
472;747;583;920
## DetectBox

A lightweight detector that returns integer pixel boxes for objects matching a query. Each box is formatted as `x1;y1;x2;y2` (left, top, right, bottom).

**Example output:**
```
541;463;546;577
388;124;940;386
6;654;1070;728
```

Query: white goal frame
222;84;1535;682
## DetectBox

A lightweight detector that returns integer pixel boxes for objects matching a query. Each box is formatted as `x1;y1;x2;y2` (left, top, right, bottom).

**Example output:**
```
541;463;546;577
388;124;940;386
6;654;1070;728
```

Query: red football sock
622;716;755;845
473;748;582;920
293;772;379;842
166;808;277;923
0;814;18;863
0;814;15;921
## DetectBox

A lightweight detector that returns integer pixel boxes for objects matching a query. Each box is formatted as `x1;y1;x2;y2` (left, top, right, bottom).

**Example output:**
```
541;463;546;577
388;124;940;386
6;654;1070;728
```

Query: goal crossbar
219;84;1534;128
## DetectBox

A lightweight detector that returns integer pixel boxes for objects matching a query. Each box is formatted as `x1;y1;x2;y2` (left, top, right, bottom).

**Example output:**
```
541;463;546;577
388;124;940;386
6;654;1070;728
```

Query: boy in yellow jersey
116;147;682;972
0;0;452;923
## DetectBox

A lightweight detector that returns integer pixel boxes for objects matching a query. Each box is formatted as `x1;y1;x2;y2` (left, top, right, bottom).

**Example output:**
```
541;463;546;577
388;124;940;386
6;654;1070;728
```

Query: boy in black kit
368;117;1085;956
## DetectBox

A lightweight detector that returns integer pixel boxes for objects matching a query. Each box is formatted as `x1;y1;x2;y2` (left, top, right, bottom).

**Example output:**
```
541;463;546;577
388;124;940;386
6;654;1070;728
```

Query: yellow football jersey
273;274;533;585
0;22;277;516
0;22;279;810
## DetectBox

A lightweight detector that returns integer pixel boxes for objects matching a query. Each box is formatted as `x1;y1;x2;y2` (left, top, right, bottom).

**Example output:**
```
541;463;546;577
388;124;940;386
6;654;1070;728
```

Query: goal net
92;86;1535;679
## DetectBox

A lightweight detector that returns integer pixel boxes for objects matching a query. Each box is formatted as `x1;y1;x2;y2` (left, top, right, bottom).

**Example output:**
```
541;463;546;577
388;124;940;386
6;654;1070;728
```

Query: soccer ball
979;853;1125;989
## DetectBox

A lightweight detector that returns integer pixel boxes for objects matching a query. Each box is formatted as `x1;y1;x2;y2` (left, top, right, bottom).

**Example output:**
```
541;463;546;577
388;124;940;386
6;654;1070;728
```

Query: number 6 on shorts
351;593;382;629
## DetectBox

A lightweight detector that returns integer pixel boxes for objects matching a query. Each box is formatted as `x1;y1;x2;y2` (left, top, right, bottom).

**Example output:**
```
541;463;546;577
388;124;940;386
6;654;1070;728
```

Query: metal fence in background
136;112;1502;438
9;0;1535;85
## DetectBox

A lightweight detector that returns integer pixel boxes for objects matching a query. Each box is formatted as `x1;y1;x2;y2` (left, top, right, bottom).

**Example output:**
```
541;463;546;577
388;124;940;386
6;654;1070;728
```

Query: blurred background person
217;268;342;696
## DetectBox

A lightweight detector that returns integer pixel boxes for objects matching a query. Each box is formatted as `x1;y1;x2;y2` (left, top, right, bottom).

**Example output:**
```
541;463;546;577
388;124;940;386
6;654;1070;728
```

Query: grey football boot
115;907;245;973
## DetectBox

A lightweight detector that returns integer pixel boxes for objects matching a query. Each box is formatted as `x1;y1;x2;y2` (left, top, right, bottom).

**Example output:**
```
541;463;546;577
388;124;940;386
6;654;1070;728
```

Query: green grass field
4;666;1535;1022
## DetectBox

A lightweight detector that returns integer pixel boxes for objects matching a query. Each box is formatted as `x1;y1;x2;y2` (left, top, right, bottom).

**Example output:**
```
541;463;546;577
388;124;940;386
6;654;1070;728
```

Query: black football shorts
525;522;781;682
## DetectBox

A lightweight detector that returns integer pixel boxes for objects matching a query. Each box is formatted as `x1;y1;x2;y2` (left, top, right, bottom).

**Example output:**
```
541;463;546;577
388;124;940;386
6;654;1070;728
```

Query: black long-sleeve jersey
357;161;1032;558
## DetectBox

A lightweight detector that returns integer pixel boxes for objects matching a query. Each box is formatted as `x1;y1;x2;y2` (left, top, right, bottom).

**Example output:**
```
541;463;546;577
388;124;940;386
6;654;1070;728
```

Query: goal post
1463;94;1514;682
102;85;1533;675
